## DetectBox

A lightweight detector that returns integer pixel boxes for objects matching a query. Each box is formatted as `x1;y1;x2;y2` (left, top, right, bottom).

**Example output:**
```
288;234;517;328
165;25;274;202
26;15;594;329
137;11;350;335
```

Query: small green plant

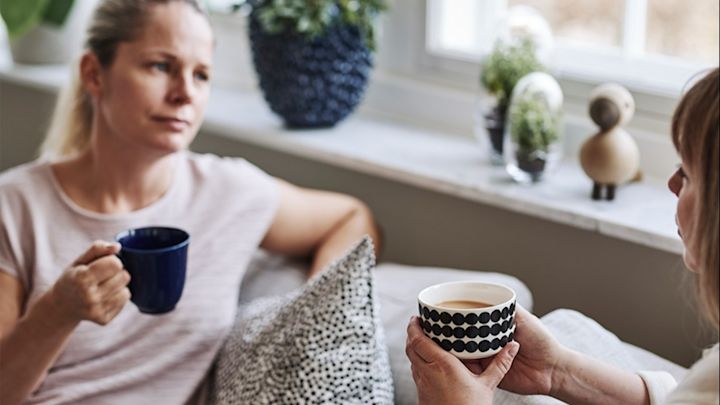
509;94;560;154
0;0;75;40
235;0;387;50
480;38;544;110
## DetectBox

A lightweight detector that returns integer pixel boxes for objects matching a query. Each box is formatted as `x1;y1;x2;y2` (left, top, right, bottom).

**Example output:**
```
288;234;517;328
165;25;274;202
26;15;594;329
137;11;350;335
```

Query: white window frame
358;0;716;179
419;0;713;111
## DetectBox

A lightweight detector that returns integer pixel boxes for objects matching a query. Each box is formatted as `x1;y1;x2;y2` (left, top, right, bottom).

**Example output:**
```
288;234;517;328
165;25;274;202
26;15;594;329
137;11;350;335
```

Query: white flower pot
9;0;98;65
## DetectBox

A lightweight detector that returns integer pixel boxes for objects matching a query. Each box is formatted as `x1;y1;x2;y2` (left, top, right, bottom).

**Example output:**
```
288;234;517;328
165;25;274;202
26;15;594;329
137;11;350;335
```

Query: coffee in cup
435;300;493;309
417;281;516;359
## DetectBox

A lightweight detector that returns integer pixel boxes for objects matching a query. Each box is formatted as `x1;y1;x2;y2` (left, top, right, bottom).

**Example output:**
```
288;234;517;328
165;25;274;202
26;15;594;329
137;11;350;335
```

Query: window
200;0;710;179
426;0;719;94
646;0;719;65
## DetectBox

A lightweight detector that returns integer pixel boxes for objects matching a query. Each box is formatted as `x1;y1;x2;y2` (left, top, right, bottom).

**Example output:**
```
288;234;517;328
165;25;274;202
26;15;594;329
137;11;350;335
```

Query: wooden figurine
580;83;640;200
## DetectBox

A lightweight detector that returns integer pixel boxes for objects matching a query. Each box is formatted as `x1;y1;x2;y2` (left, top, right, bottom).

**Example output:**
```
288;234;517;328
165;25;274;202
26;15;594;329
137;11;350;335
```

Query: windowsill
0;63;683;255
203;88;681;255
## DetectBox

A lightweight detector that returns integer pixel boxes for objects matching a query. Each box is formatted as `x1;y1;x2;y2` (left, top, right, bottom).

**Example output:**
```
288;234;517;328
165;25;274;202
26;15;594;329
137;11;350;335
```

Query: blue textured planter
248;15;372;128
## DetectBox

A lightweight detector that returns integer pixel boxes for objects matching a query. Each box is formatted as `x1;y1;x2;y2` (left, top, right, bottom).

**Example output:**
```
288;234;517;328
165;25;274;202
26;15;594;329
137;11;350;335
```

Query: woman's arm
260;180;381;277
0;273;79;405
549;348;650;405
468;306;651;405
0;242;131;405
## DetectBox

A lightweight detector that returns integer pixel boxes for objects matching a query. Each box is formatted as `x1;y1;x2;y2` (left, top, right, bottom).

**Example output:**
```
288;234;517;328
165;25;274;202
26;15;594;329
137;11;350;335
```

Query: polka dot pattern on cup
417;300;517;358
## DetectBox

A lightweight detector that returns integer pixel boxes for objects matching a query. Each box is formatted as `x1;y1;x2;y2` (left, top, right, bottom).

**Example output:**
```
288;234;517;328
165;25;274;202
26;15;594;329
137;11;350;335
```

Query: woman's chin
149;133;194;154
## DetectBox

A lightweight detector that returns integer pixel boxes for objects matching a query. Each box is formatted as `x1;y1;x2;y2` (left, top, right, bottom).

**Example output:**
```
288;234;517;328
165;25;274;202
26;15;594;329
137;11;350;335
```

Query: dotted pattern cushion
210;237;394;404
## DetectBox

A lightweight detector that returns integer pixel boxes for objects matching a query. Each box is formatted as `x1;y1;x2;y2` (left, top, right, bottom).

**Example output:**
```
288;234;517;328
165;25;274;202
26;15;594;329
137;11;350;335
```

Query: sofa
237;251;687;404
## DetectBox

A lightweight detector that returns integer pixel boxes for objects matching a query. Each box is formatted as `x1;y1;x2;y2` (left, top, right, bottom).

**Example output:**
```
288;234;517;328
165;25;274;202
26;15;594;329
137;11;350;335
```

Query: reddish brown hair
672;68;719;330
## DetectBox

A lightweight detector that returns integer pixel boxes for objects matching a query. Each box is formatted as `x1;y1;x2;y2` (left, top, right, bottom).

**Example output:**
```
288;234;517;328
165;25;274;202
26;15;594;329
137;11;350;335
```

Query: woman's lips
152;116;190;131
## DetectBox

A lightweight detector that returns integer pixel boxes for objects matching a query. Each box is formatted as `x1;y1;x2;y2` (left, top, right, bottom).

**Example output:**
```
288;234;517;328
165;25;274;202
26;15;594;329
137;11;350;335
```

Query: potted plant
232;0;387;128
0;0;97;64
504;72;563;183
479;38;544;163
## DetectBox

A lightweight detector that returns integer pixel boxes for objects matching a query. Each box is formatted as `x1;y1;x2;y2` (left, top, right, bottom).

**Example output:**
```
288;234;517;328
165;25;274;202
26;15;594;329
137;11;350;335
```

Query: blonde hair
40;0;206;161
672;68;720;330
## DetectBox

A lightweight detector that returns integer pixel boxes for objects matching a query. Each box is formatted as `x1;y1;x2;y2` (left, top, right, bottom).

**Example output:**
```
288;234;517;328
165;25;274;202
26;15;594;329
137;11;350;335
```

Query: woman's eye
151;62;170;72
194;71;210;81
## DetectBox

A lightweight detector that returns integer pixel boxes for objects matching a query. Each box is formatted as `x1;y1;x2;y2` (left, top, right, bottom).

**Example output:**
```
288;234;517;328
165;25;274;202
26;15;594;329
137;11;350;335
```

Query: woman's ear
80;52;103;99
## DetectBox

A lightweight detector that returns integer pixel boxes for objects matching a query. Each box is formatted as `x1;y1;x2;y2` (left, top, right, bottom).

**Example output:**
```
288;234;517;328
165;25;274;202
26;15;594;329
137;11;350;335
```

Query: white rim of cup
418;281;516;312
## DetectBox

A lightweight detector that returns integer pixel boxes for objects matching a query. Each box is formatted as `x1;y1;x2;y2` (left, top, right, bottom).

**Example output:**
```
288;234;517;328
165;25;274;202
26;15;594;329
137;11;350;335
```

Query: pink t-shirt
0;152;279;404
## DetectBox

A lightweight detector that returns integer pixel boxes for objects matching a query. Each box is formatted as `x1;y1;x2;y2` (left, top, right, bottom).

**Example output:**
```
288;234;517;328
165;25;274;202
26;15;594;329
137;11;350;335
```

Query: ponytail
40;64;93;161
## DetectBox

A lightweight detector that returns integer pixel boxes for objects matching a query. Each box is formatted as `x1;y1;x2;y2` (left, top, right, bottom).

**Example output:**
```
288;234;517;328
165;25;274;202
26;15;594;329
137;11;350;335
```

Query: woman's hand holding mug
48;241;131;326
406;316;520;405
480;305;567;396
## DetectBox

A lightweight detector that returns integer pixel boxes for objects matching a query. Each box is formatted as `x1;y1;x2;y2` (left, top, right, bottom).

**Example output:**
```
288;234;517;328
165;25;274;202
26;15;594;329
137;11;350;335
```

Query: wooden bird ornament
580;83;641;200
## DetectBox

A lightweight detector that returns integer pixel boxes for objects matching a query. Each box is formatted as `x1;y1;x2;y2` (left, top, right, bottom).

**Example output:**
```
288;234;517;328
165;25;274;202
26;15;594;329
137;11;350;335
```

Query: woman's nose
167;73;195;105
668;171;681;196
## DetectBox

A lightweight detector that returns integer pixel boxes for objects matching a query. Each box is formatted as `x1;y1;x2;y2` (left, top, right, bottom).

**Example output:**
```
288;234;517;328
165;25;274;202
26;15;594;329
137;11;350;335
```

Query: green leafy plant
480;38;544;110
509;94;560;154
234;0;387;50
0;0;75;40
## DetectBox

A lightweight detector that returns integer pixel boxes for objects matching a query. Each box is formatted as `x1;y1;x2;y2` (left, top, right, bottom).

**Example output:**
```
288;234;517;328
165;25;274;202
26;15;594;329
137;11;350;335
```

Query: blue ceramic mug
115;226;190;314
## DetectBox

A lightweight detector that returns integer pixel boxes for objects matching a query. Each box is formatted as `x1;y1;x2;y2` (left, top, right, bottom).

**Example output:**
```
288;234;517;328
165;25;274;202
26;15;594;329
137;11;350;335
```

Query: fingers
513;305;538;340
406;316;456;364
87;254;124;284
73;241;121;266
98;270;131;296
479;341;520;388
461;359;486;375
515;305;532;324
515;305;542;330
406;336;430;366
513;305;553;344
107;287;131;314
406;316;432;363
96;287;131;325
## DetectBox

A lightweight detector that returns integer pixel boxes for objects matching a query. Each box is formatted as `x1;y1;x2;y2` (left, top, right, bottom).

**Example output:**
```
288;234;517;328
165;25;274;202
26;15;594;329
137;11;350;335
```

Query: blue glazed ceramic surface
116;227;190;314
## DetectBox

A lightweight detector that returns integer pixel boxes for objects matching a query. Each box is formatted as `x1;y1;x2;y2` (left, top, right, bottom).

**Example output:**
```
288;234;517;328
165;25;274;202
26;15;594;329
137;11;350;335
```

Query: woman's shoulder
666;344;719;404
183;152;274;186
0;159;53;196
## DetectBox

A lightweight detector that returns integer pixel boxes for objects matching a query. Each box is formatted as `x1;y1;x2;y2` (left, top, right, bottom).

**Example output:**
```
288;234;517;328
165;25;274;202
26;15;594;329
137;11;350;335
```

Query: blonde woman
0;1;380;404
406;68;719;404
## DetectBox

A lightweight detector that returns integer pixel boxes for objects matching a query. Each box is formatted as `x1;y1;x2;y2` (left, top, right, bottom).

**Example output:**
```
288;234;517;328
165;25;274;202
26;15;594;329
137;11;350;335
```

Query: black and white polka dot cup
417;281;517;359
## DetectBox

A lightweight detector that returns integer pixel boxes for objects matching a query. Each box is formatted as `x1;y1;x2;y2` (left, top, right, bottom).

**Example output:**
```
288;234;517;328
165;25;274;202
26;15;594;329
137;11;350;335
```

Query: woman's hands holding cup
49;241;131;325
406;316;520;405
405;305;572;404
480;305;566;396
